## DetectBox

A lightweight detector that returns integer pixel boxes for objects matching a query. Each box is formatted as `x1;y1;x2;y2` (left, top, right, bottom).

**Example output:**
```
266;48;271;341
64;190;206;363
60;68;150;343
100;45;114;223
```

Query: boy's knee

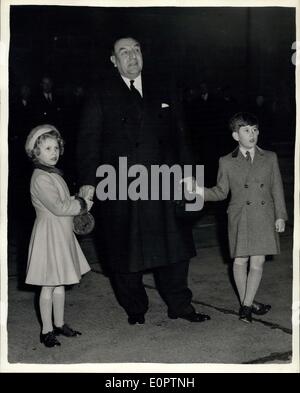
234;257;249;266
250;256;265;269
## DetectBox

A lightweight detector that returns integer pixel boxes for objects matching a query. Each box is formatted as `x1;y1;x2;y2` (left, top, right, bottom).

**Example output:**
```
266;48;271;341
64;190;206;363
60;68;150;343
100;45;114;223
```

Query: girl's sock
40;286;54;334
53;285;65;328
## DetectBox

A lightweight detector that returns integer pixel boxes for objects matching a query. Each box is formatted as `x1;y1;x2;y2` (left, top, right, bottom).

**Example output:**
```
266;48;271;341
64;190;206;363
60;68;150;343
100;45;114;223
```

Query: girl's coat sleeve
32;174;81;216
204;157;230;201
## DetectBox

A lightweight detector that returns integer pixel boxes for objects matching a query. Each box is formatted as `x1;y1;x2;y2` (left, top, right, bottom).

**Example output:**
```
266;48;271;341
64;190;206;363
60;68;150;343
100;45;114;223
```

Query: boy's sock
53;286;65;328
40;286;54;334
233;258;248;305
243;258;264;307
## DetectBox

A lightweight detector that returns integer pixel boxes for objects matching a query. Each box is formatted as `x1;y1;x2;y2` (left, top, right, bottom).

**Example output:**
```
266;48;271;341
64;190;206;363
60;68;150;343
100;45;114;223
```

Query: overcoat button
260;184;264;188
246;201;251;205
261;201;265;205
244;184;248;188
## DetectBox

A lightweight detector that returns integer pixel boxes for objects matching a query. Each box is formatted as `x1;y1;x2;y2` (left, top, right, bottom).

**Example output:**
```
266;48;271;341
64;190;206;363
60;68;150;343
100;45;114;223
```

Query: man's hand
180;177;196;193
180;177;204;197
79;185;95;200
275;218;285;233
84;198;94;212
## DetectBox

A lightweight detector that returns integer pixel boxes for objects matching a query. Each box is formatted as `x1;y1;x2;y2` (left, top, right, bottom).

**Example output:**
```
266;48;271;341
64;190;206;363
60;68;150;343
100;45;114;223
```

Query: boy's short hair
229;112;259;133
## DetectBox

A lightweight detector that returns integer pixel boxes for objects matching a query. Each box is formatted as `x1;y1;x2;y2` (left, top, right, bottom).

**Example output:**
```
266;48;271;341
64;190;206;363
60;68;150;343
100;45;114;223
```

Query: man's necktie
246;151;251;162
130;80;142;104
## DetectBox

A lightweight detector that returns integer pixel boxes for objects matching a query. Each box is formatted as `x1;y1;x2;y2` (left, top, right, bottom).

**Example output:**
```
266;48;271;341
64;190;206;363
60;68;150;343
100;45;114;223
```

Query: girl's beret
25;124;60;156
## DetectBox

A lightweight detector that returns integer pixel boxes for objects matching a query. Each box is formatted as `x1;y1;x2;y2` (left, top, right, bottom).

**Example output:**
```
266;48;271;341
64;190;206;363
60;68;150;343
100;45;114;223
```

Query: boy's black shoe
252;301;271;315
54;323;82;337
40;331;61;347
239;306;253;323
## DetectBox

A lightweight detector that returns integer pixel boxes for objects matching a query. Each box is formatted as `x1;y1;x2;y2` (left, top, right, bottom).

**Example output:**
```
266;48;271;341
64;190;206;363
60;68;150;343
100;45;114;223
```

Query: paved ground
1;141;299;372
2;224;297;372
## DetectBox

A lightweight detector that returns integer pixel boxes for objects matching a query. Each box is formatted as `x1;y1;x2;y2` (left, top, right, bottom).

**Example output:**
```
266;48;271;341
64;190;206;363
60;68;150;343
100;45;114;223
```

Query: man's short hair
229;112;259;133
111;36;141;55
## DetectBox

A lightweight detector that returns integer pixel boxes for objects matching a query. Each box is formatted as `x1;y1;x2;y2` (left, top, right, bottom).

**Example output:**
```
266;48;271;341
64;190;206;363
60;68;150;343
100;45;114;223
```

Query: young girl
191;112;288;323
24;124;92;347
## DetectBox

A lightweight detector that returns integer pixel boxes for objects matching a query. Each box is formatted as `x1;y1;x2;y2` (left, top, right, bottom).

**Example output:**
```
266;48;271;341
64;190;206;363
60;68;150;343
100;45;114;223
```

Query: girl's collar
34;162;63;176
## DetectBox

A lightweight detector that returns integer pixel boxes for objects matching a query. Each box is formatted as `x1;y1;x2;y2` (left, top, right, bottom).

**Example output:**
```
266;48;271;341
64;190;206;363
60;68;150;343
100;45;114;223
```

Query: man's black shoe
168;311;211;322
128;314;145;325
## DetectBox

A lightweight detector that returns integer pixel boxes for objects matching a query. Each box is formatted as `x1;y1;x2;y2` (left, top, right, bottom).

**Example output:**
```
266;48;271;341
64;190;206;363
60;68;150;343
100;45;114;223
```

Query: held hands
275;218;285;233
84;199;94;212
180;177;204;198
79;185;95;212
79;185;95;201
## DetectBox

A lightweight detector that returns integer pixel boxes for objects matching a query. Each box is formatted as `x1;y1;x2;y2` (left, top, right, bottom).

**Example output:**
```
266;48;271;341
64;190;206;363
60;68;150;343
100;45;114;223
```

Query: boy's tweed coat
204;147;288;257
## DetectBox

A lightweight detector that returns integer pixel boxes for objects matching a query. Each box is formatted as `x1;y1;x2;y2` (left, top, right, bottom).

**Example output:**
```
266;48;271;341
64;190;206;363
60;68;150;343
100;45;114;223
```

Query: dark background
9;6;295;101
7;5;296;283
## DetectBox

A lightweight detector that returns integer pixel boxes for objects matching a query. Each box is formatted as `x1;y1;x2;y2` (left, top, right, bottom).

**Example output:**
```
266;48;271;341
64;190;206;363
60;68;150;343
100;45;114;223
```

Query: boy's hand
180;177;196;193
275;218;285;233
180;177;204;198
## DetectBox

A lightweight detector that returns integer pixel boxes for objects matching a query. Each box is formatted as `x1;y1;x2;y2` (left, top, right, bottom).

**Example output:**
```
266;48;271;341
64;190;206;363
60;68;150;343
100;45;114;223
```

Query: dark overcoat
204;147;288;258
77;71;196;272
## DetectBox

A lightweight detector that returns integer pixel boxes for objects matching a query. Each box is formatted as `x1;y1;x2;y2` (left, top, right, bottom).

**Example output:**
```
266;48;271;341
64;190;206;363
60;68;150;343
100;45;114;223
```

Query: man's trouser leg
154;260;194;317
110;271;149;317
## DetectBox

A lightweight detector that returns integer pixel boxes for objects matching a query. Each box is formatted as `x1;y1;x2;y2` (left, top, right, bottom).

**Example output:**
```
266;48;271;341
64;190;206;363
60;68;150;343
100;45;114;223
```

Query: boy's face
233;124;259;150
37;137;59;167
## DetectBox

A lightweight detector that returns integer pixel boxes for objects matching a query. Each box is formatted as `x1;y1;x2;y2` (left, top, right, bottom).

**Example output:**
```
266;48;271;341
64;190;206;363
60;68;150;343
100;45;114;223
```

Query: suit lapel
109;72;144;143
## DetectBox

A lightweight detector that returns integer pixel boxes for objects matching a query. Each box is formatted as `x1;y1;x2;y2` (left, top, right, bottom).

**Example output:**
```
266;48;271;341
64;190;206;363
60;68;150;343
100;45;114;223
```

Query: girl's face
233;125;259;150
36;137;59;166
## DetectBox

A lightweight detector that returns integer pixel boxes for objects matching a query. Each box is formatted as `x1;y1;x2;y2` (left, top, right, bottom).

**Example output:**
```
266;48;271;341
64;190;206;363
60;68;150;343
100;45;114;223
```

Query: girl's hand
275;218;285;233
79;185;95;200
84;198;94;212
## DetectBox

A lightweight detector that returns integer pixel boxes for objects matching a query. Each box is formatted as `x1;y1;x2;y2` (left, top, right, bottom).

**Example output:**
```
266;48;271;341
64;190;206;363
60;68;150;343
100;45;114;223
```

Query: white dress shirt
121;74;143;97
239;146;255;162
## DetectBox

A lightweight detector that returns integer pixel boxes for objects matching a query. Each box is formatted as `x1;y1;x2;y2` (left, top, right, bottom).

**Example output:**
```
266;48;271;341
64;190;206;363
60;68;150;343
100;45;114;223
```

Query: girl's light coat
26;169;90;285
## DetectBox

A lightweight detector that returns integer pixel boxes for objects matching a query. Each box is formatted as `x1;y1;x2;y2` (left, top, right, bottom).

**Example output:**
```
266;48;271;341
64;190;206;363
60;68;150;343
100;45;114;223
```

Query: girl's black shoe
239;306;252;323
40;331;61;347
54;323;82;337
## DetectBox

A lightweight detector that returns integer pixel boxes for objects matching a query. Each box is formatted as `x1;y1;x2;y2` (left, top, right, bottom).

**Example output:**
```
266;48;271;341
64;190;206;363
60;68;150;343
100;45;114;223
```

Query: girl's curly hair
29;130;65;161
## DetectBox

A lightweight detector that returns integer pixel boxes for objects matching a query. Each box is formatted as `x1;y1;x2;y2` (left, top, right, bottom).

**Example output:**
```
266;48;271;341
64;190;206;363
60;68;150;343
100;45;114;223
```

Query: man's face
41;78;53;93
110;38;143;79
233;125;259;150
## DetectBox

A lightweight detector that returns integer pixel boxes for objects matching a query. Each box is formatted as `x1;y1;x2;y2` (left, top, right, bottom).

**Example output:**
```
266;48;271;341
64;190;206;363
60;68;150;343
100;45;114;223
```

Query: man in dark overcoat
77;37;210;325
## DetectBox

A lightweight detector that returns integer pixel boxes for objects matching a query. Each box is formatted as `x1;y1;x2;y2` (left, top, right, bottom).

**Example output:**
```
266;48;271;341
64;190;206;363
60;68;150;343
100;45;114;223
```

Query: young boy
195;112;288;323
